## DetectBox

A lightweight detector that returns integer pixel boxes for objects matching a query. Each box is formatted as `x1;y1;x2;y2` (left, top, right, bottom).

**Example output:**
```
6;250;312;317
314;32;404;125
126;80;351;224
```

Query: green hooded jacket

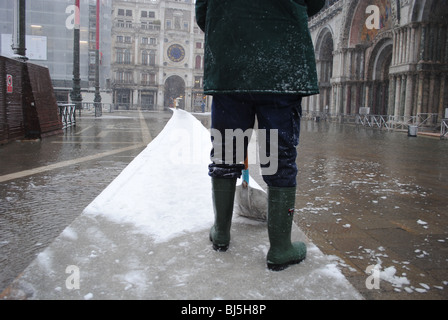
195;0;325;96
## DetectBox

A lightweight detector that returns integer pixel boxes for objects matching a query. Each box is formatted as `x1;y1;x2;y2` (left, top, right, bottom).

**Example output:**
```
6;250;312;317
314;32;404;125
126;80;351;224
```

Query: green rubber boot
267;186;307;271
209;177;237;252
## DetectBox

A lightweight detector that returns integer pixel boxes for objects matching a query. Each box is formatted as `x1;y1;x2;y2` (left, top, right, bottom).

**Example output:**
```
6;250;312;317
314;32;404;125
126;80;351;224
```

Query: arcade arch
410;0;448;23
307;0;447;120
315;27;334;114
164;75;185;109
367;39;393;115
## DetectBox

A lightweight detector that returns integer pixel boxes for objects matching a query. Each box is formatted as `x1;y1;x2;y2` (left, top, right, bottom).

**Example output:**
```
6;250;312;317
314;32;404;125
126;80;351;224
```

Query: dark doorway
164;75;185;109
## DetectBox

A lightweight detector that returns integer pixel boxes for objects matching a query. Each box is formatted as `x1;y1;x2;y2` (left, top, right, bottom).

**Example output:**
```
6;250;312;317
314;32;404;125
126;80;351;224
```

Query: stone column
316;58;322;83
336;84;342;114
370;81;378;114
420;23;428;62
356;83;362;113
388;75;396;115
422;73;430;114
405;26;412;63
416;73;424;116
428;24;435;62
394;75;402;118
399;28;404;64
345;84;351;114
392;29;397;65
410;24;417;63
364;83;370;112
381;82;388;115
404;73;414;117
439;75;446;118
330;84;337;115
428;73;436;114
309;95;315;113
445;24;448;64
436;24;443;62
400;75;407;117
323;88;327;114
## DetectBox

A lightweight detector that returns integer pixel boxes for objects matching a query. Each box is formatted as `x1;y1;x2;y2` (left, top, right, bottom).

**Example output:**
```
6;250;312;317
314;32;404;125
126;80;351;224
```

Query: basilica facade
305;0;448;123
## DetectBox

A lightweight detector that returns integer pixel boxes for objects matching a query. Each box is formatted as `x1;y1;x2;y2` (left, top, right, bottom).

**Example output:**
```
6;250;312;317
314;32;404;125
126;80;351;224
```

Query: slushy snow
6;109;365;300
84;109;214;243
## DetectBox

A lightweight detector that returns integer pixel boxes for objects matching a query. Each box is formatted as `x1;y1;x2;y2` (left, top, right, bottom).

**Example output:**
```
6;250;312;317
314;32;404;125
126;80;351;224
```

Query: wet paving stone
1;112;447;299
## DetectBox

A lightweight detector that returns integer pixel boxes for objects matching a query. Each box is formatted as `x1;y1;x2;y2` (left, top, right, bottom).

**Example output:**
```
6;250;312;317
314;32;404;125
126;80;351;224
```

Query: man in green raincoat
196;0;325;271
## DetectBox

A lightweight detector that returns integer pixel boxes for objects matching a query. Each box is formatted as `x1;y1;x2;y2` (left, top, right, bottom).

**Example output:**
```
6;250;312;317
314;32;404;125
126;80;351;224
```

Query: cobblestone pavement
1;110;447;300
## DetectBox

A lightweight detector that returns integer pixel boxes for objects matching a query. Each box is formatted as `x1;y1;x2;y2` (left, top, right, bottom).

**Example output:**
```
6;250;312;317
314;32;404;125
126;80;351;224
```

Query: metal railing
441;119;448;139
355;113;439;131
58;104;76;129
356;114;393;130
111;103;156;111
81;102;118;117
303;110;446;138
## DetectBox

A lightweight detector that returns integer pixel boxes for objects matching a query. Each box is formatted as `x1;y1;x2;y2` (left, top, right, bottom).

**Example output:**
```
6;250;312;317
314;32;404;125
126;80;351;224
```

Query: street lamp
70;0;82;114
12;0;27;61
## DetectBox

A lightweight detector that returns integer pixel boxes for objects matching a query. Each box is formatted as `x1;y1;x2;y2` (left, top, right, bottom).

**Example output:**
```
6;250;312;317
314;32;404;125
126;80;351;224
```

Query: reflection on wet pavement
295;121;448;299
0;111;173;293
0;111;447;299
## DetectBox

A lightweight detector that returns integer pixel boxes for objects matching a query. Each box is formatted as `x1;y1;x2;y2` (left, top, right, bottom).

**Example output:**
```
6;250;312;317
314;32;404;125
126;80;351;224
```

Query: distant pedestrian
196;0;325;271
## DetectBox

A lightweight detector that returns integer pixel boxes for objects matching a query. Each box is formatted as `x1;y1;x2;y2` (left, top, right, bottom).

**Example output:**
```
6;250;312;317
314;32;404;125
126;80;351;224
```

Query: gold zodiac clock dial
167;44;185;63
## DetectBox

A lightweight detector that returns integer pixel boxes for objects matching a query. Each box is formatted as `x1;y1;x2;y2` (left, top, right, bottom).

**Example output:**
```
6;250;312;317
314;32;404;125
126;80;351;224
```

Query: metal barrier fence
84;103;156;111
303;111;445;138
355;113;439;131
58;104;76;129
80;102;156;115
442;119;448;139
81;102;114;116
57;102;157;118
356;114;393;130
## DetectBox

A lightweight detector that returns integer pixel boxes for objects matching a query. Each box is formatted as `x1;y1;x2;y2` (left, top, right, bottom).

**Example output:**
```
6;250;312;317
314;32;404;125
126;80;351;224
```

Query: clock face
167;44;185;62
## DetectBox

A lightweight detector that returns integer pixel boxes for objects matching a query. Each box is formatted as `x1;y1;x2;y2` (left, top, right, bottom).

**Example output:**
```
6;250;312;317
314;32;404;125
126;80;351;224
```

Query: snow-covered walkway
3;109;362;300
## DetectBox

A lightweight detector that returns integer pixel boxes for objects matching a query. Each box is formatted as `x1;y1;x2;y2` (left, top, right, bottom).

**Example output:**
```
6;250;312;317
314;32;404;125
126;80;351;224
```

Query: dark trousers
209;94;302;188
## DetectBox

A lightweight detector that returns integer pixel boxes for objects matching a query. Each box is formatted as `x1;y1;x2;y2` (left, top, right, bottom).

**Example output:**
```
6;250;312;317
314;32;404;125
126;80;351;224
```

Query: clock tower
111;0;206;112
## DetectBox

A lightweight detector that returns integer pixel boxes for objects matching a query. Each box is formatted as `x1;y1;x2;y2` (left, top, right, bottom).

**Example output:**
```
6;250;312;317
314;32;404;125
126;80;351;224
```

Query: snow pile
379;266;410;288
83;109;214;243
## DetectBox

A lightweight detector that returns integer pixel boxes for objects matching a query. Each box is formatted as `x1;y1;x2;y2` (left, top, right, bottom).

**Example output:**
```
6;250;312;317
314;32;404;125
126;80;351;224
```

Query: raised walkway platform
1;109;362;300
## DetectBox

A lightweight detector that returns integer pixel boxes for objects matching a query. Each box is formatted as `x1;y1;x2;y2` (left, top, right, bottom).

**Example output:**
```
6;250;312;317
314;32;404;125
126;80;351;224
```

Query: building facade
305;0;448;123
0;0;112;102
111;0;205;111
1;0;445;118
